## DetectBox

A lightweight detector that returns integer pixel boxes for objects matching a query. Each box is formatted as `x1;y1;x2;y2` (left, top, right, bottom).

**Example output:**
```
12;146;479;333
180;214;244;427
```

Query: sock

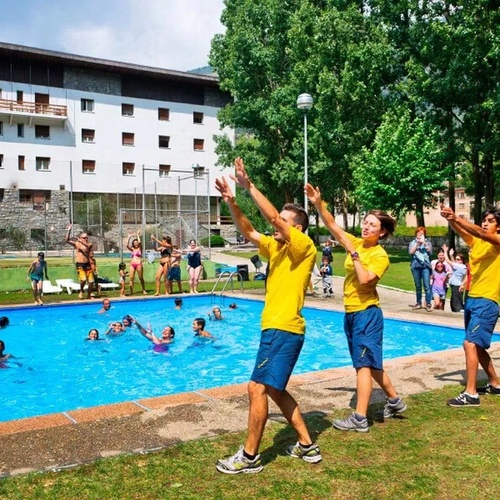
464;392;478;398
353;412;366;421
299;442;313;449
243;450;256;461
388;397;400;404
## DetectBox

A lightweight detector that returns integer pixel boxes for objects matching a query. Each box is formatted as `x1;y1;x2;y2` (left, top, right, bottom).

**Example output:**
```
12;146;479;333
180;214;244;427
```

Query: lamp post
296;93;313;212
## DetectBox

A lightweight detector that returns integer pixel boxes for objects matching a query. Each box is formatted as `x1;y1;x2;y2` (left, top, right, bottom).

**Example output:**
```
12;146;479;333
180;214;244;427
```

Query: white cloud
57;0;225;71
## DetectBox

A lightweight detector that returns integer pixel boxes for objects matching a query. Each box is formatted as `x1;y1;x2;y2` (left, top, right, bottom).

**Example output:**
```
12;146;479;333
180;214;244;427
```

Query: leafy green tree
368;0;500;223
354;108;447;226
210;0;392;225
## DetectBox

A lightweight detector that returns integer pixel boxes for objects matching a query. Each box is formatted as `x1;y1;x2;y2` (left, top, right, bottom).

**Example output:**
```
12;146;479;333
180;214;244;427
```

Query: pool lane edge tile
138;392;207;409
67;402;143;423
0;413;72;437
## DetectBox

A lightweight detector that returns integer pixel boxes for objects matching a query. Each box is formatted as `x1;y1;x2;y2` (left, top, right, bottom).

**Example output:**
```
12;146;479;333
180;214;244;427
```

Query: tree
353;108;447;226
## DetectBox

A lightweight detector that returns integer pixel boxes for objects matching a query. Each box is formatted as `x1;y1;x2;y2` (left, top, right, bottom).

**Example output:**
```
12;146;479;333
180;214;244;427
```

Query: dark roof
0;41;220;87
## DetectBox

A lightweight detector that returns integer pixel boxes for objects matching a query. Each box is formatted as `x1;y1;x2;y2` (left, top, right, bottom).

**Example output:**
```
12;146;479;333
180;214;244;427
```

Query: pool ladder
210;271;244;304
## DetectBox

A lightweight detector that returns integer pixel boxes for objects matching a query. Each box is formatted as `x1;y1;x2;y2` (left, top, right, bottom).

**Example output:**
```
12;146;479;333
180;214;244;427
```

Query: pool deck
1;279;500;478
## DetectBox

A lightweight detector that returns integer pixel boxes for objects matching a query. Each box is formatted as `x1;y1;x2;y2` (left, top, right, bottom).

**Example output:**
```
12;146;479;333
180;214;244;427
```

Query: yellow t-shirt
468;237;500;303
259;226;316;334
343;233;389;313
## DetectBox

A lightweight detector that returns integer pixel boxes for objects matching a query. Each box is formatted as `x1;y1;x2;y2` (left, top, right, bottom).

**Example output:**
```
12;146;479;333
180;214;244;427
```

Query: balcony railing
0;99;67;117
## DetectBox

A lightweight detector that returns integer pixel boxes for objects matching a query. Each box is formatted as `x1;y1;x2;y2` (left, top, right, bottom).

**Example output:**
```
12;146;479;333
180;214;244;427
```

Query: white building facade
0;42;234;252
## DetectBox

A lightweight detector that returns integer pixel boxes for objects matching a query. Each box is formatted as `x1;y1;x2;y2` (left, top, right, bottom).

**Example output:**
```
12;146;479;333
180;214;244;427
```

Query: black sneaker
447;393;480;407
477;383;500;395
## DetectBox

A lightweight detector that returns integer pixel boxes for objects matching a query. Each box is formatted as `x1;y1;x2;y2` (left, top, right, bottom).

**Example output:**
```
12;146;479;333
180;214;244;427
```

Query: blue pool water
0;296;468;423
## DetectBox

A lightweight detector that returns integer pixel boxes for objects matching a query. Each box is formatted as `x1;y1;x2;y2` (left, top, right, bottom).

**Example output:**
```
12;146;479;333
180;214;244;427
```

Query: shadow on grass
259;411;331;466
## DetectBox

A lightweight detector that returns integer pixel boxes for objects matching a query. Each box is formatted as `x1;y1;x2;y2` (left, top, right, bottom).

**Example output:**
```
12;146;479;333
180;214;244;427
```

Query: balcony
0;98;67;126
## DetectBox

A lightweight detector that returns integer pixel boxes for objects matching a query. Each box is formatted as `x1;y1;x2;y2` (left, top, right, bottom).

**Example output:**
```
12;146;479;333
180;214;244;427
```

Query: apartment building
405;187;474;227
0;42;234;252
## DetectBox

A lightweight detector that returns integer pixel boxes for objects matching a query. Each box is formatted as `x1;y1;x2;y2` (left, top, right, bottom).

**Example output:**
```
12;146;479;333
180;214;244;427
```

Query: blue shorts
344;306;383;370
464;297;499;349
30;274;43;283
251;328;304;391
168;267;181;281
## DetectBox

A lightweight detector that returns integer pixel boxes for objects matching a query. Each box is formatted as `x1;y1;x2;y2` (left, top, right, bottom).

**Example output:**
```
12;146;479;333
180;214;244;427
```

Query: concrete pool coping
1;280;499;477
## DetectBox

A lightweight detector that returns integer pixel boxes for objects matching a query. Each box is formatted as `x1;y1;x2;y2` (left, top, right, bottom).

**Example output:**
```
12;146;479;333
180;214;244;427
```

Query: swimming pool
0;296;468;423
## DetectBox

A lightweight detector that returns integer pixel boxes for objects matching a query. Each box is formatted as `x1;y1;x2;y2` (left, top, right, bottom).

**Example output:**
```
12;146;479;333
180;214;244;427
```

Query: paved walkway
1;264;499;478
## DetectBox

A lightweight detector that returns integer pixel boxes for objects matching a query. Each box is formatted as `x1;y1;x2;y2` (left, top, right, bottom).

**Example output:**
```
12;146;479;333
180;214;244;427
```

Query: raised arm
441;205;500;246
215;175;261;246
305;184;352;250
132;318;155;341
65;224;76;247
231;157;291;242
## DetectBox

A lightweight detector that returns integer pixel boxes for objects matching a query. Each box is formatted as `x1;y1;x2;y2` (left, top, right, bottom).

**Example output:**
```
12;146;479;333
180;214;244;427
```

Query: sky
0;0;226;72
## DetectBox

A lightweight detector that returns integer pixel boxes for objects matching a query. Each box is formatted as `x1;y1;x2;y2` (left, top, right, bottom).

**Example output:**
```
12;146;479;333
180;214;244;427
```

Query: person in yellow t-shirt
214;157;321;475
441;207;500;407
306;183;407;433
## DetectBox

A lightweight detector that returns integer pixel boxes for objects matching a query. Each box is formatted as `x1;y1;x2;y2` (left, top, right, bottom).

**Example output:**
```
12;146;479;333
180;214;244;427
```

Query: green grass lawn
0;248;414;305
2;385;499;499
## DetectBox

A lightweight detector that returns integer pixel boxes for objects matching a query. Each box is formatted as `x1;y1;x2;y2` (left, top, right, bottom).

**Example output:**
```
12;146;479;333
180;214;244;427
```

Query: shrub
200;235;226;247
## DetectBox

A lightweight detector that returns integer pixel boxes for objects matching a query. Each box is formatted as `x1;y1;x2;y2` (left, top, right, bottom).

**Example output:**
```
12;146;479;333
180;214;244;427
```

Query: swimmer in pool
174;298;183;309
131;317;175;352
193;317;214;339
86;328;100;341
98;298;111;314
0;340;12;362
122;315;133;328
208;306;223;321
105;321;125;335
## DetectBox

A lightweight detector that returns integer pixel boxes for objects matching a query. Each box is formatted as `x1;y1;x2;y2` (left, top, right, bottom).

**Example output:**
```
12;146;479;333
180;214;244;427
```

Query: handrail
0;98;67;117
210;271;244;304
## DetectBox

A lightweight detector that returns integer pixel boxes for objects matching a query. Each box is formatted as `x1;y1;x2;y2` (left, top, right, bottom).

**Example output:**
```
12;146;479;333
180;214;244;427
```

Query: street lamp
296;93;313;212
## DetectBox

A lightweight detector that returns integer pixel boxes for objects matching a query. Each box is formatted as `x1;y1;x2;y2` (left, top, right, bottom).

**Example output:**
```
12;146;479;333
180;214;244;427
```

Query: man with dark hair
214;157;321;475
441;207;500;406
65;223;94;299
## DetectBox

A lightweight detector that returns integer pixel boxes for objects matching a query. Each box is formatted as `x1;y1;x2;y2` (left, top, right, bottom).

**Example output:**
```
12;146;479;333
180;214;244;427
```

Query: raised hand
440;204;456;220
305;183;322;205
229;157;252;189
215;177;234;202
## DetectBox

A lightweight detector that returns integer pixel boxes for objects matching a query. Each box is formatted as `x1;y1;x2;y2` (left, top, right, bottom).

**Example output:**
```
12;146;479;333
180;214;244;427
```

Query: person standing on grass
441;244;467;313
65;224;95;300
27;252;49;305
126;230;147;296
214;157;321;475
408;227;433;311
441;207;500;406
305;183;407;432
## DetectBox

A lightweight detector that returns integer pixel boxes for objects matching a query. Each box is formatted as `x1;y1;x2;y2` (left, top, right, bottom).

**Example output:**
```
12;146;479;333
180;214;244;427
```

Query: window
16;90;23;103
82;129;95;143
122;132;134;146
17;124;24;137
122;162;135;176
0;121;3;135
35;125;50;139
458;203;465;210
122;103;134;116
193;112;204;124
158;107;170;121
193;138;204;151
82;160;96;174
36;157;51;171
81;98;94;112
159;135;170;148
18;155;25;171
159;164;171;178
0;154;3;168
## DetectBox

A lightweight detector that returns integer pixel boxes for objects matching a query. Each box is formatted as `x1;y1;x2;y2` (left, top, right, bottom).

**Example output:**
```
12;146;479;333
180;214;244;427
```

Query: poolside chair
42;280;63;294
56;279;85;294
